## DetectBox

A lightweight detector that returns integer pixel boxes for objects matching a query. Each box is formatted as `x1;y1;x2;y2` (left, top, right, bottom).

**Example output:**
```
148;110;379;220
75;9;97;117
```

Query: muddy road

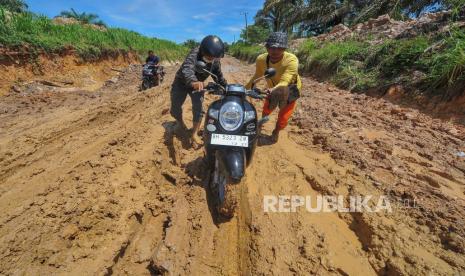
0;57;464;275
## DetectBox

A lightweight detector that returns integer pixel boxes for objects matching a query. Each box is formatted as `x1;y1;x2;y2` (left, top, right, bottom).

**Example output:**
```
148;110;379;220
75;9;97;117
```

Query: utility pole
240;11;248;43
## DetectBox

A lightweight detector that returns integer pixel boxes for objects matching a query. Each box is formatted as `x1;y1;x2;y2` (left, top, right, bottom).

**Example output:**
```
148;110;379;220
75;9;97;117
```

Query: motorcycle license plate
211;134;248;147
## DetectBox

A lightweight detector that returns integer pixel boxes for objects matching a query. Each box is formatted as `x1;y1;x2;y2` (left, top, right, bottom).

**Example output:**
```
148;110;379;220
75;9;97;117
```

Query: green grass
228;42;265;63
426;29;465;89
311;40;368;68
0;9;188;61
377;36;430;77
295;28;465;96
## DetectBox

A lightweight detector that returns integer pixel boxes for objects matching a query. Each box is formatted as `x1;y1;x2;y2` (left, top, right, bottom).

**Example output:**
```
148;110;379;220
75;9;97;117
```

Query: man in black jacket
170;35;227;147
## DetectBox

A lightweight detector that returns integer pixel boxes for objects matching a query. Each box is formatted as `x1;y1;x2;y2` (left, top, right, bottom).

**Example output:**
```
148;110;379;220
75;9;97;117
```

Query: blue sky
25;0;264;43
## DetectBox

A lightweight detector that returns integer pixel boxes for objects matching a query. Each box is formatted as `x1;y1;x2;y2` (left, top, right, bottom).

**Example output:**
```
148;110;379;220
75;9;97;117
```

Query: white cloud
192;12;219;21
222;25;243;33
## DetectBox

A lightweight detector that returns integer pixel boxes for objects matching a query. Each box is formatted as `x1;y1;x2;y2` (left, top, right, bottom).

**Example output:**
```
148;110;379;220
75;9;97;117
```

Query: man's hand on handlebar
192;81;204;91
205;82;218;90
248;88;266;100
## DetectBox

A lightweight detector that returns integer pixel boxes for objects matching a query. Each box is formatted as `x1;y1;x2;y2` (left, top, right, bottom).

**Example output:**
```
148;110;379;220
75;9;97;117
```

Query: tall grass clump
0;9;188;61
426;28;465;90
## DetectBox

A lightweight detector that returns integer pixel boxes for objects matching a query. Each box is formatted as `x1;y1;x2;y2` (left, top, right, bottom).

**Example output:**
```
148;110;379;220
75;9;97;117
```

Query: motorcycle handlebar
192;88;222;95
192;83;267;100
246;90;266;100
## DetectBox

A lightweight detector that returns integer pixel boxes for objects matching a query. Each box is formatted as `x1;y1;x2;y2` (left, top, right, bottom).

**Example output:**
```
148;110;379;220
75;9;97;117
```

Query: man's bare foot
271;128;280;143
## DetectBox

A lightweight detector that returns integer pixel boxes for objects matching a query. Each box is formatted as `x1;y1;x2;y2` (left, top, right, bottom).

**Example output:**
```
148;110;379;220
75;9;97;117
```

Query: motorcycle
194;60;276;218
140;62;165;91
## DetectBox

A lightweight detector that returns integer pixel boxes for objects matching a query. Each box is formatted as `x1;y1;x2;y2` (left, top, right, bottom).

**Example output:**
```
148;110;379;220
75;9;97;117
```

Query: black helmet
199;35;225;58
265;32;288;49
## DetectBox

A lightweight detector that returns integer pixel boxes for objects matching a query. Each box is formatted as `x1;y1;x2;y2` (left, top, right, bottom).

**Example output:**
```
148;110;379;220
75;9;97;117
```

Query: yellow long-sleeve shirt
245;51;302;92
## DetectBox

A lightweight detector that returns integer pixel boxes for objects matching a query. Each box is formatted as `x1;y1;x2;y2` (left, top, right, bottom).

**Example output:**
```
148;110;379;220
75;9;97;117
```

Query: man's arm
180;48;200;86
212;60;227;87
245;57;264;89
275;54;298;88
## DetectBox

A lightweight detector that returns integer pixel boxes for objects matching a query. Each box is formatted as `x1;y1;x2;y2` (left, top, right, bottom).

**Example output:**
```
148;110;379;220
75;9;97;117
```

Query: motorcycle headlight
219;102;244;131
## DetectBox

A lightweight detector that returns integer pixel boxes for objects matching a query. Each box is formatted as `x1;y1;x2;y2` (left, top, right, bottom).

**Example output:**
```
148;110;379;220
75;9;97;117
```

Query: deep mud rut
0;57;464;276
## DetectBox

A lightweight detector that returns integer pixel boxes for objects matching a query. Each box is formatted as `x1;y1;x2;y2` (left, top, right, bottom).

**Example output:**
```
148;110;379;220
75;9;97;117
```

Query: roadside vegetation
0;1;187;61
229;0;465;98
296;29;465;95
229;42;265;63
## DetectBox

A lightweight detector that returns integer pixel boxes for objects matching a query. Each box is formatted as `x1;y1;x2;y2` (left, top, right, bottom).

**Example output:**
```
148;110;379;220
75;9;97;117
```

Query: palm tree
59;8;106;26
296;0;449;34
257;0;304;32
255;0;458;37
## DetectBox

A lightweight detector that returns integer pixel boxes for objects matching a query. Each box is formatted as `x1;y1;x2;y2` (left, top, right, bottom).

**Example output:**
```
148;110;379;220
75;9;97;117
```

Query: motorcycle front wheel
154;75;160;86
141;78;151;90
211;156;241;218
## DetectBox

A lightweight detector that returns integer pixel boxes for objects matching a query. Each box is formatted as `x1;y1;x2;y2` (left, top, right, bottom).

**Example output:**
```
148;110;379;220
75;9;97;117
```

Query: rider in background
146;50;160;64
245;32;302;143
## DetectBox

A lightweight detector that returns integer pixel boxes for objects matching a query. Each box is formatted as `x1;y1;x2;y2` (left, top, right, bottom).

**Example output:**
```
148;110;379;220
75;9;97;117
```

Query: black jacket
174;47;227;88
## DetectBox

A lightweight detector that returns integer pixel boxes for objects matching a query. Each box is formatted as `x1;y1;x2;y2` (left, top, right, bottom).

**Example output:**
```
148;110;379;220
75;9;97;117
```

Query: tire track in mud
149;114;247;276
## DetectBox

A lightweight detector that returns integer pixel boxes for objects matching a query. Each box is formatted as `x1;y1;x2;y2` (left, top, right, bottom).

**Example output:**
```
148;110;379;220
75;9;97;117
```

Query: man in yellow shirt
246;32;302;143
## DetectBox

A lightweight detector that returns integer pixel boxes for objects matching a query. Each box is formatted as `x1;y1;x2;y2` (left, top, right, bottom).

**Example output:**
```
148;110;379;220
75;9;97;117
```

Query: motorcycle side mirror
264;68;276;78
195;60;207;73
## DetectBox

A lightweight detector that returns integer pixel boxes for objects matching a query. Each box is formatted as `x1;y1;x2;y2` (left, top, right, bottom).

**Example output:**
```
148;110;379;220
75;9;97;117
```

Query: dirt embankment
291;12;465;123
0;48;140;96
0;56;464;275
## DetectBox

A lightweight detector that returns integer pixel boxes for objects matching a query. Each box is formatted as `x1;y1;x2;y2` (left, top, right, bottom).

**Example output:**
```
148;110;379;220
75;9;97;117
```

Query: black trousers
170;80;204;123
